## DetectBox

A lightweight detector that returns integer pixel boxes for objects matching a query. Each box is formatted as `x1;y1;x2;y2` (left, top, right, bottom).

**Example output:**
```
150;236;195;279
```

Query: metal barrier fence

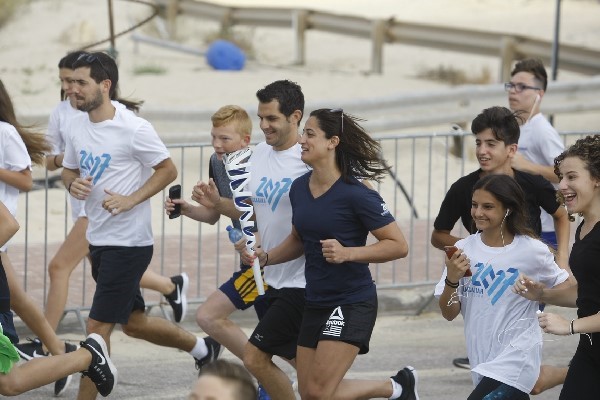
12;130;594;328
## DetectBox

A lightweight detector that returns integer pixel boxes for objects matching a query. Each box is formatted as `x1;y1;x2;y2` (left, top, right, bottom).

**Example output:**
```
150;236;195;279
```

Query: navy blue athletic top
290;172;395;306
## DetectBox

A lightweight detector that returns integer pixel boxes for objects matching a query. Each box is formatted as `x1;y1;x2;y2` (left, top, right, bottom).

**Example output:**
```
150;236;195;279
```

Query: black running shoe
15;337;45;361
391;366;419;400
80;334;117;397
54;342;78;397
194;337;221;370
452;357;470;369
165;272;189;323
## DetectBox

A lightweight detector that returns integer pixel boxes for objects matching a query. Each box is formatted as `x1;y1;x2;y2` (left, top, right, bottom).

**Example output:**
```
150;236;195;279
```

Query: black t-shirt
433;169;560;235
571;221;600;319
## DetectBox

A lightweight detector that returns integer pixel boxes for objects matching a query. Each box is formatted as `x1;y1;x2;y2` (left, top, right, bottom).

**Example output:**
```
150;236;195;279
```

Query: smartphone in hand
444;245;472;276
168;184;182;219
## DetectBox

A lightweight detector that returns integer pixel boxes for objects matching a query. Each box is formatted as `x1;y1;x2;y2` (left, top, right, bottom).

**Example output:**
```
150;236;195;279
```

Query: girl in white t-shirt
0;80;70;360
435;174;570;399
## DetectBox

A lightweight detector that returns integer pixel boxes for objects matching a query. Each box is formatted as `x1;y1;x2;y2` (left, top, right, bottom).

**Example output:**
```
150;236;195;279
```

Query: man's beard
77;88;104;112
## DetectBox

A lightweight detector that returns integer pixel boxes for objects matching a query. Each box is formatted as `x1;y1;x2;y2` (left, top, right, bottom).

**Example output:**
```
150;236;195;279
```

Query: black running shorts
247;287;305;360
297;296;378;355
89;245;152;324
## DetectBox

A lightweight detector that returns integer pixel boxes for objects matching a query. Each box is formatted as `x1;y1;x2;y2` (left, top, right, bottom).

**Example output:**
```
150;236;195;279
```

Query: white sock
389;377;403;399
189;337;208;359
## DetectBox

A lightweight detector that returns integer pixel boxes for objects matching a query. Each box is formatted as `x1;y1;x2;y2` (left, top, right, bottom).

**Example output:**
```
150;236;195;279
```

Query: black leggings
468;377;529;400
559;335;600;399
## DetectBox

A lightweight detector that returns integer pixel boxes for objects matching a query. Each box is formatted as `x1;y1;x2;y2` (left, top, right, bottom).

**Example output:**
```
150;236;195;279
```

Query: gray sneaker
80;334;117;397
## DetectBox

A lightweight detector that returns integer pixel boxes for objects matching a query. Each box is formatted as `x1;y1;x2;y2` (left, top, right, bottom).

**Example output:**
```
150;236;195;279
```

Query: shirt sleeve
131;120;170;168
532;174;560;215
353;184;395;231
433;183;463;231
3;128;31;171
46;105;64;155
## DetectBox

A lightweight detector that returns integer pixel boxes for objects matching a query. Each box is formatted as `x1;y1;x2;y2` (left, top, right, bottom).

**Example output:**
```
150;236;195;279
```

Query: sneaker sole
406;366;419;400
87;333;118;396
178;272;189;323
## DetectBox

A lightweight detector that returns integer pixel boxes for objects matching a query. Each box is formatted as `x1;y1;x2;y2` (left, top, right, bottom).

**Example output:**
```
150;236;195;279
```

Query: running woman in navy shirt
251;108;418;400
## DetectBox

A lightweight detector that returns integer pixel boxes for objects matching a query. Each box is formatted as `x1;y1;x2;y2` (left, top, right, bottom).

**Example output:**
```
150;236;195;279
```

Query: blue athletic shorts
219;263;269;319
89;245;153;324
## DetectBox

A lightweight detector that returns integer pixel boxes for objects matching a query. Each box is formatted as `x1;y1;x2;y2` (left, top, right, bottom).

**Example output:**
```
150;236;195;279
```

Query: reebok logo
323;306;345;337
380;202;390;216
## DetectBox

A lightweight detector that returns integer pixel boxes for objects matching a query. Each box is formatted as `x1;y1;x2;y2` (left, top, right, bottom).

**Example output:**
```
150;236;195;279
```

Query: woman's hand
538;312;570;336
512;273;545;301
444;249;470;282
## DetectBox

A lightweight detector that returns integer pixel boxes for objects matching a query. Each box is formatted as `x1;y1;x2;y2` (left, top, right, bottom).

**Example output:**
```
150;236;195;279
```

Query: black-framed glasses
504;82;541;93
329;108;343;134
77;53;110;79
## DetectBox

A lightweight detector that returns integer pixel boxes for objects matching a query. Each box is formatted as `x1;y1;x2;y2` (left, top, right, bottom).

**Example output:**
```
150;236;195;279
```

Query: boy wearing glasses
505;59;569;395
505;58;564;249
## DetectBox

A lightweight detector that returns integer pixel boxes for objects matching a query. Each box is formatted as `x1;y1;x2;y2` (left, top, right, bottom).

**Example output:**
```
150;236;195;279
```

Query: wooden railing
153;0;600;77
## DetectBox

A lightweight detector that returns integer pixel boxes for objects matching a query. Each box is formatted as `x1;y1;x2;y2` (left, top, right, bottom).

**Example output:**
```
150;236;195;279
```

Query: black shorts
219;263;270;319
297;296;378;355
248;287;305;360
89;245;153;324
0;257;17;344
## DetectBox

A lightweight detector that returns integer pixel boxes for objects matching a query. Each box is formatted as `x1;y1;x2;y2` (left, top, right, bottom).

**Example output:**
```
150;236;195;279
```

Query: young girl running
514;135;600;399
436;174;570;400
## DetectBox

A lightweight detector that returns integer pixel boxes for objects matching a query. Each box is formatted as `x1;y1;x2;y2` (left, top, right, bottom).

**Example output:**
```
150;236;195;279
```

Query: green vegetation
132;64;167;75
0;0;27;29
417;64;492;85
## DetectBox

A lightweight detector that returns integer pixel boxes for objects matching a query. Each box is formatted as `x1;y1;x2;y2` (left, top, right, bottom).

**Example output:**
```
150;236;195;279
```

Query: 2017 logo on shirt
79;151;111;185
254;177;293;211
470;264;519;305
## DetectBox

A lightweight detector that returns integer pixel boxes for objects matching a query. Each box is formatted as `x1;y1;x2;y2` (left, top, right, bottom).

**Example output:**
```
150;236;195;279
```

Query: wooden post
166;0;179;38
499;36;517;82
370;19;386;74
292;10;308;66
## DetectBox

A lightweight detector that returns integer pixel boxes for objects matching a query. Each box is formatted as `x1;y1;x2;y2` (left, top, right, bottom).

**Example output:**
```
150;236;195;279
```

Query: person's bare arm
551;206;571;273
321;221;408;264
46;154;64;172
431;229;461;250
103;158;177;215
191;178;243;220
0;201;19;247
511;153;560;183
0;168;32;192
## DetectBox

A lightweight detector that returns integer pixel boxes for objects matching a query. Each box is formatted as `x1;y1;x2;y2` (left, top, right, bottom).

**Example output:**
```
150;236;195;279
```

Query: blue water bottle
226;225;244;243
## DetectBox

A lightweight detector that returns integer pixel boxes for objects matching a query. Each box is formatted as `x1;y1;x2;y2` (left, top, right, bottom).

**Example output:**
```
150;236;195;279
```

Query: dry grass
417;64;492;85
0;0;28;29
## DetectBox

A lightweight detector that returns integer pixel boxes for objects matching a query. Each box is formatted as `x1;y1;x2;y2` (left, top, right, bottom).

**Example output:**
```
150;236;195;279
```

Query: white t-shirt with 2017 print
434;233;569;393
63;106;170;247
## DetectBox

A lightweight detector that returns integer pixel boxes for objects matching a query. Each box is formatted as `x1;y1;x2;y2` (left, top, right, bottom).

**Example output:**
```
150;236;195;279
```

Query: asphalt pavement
13;285;577;399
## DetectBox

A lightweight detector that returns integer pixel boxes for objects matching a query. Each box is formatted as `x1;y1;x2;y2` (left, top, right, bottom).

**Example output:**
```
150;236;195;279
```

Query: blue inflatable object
205;40;246;71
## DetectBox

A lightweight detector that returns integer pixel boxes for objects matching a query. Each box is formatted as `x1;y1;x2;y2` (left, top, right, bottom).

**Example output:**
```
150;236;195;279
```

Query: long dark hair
0;79;51;165
472;174;536;238
309;108;390;182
